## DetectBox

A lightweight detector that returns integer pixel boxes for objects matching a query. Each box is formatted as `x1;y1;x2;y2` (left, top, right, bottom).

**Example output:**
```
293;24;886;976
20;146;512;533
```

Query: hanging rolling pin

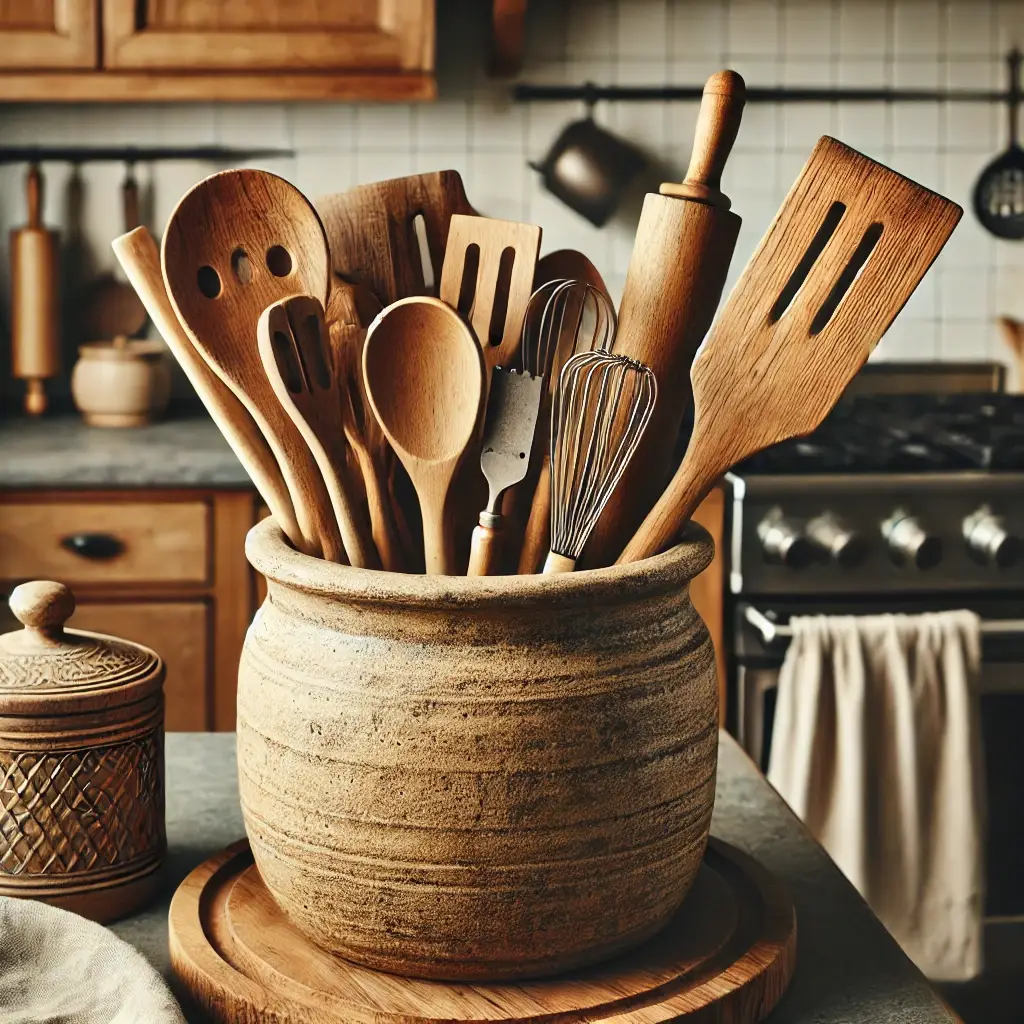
579;71;746;567
10;164;61;415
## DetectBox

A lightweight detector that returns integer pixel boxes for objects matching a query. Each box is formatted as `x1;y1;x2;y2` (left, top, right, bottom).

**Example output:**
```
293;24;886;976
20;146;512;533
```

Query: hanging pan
973;49;1024;240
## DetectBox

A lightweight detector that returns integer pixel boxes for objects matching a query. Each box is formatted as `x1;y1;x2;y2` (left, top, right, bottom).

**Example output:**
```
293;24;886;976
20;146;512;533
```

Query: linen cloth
0;895;185;1023
767;611;986;981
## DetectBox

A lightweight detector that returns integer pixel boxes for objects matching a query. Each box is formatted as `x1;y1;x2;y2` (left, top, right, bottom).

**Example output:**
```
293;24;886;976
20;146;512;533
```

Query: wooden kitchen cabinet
0;489;258;732
0;0;435;101
0;1;98;69
103;0;433;74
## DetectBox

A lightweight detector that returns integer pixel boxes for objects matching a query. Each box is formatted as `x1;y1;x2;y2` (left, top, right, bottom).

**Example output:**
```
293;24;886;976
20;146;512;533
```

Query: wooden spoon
258;294;380;570
161;168;343;561
618;137;962;564
362;297;486;575
534;249;609;297
112;225;300;547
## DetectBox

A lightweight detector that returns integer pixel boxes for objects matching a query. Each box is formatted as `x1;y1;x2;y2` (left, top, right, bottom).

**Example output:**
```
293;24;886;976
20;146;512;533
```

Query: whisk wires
548;351;656;567
520;279;616;378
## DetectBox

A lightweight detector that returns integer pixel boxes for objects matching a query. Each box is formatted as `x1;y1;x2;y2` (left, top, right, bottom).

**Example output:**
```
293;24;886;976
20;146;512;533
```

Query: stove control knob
757;509;812;568
963;507;1019;568
882;511;942;570
806;512;867;567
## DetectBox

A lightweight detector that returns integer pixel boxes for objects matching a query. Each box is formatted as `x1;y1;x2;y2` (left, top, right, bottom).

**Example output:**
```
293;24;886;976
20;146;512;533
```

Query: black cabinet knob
60;533;124;560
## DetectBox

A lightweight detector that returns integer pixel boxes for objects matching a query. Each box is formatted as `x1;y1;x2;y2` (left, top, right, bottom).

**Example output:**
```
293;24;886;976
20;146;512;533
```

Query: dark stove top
738;393;1024;474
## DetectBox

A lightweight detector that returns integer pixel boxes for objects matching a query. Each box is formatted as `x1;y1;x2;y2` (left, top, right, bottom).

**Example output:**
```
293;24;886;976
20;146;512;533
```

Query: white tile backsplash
0;0;1018;398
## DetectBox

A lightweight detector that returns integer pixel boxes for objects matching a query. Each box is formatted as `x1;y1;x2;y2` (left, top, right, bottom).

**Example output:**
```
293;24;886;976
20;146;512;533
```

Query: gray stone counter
112;732;953;1023
0;411;252;488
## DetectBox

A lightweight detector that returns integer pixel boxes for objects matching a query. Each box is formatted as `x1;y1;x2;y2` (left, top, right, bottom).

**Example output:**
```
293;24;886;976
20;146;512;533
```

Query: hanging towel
767;611;986;982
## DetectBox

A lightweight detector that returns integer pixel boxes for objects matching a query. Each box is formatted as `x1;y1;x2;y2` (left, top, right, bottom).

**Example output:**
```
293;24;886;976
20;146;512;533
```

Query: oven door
732;597;1024;939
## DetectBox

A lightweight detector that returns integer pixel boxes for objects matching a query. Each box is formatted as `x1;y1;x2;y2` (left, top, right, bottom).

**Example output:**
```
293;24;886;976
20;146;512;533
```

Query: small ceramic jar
0;581;166;922
71;336;171;427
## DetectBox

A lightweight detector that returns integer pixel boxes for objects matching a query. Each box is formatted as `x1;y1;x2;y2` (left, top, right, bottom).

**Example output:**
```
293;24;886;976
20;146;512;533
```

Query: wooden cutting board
169;838;795;1024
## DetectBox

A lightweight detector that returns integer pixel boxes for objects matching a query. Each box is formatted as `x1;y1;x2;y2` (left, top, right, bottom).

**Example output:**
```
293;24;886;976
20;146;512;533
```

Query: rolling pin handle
660;70;746;209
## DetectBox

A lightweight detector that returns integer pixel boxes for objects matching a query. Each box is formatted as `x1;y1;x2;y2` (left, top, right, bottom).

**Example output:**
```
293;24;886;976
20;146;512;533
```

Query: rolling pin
10;164;60;415
580;71;746;567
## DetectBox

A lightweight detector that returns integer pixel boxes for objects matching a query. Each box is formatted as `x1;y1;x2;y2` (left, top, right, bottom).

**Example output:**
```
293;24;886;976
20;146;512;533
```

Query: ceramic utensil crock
238;516;717;981
0;581;166;923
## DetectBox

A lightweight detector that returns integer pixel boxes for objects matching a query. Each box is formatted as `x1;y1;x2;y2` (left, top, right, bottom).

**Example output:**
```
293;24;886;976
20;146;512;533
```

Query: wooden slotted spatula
316;170;477;305
258;294;380;570
618;137;963;565
439;213;542;375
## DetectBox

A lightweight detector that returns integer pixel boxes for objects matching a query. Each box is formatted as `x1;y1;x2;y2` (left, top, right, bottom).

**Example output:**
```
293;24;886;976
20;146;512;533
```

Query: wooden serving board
169;838;796;1024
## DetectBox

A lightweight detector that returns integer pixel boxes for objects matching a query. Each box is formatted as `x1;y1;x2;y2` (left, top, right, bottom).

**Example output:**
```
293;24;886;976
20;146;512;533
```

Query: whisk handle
543;551;576;574
468;513;503;577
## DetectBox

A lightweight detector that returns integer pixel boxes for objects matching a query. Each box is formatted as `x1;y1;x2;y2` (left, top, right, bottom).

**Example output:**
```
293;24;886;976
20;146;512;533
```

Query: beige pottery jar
71;337;171;427
238;517;718;981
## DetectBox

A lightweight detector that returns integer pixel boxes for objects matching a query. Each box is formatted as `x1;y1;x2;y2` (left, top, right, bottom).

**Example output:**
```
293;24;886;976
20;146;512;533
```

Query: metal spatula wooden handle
619;137;963;565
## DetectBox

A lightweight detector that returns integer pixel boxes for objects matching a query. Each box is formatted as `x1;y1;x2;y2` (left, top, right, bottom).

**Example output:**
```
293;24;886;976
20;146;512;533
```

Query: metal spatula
618;136;963;564
467;367;543;575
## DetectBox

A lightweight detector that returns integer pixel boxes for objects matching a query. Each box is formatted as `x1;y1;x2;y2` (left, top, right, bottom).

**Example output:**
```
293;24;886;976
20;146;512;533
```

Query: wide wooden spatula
619;136;962;564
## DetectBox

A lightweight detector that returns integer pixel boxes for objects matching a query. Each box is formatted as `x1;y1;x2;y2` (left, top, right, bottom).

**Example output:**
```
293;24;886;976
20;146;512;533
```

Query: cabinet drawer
71;601;210;732
0;501;209;585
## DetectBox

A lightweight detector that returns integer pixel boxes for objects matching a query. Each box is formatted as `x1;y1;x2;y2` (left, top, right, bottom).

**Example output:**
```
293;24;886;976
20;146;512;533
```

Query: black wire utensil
973;49;1024;240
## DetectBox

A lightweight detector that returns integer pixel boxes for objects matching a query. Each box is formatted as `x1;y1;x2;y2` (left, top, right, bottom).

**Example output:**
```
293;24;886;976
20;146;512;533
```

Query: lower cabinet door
70;601;210;732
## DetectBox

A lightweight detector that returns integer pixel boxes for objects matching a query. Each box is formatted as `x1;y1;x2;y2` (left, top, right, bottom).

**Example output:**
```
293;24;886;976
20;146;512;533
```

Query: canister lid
0;581;164;715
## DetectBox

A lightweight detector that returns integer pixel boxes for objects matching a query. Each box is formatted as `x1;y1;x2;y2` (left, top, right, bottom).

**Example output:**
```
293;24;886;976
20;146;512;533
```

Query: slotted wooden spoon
362;297;486;576
618;137;963;564
258;294;380;570
162;168;343;561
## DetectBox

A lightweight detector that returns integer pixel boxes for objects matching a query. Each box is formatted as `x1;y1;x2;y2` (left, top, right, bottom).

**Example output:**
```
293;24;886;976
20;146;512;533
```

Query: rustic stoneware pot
238;517;718;981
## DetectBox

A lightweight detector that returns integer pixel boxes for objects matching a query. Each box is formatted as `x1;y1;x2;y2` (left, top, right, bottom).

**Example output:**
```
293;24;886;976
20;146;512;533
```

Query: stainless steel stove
725;368;1024;960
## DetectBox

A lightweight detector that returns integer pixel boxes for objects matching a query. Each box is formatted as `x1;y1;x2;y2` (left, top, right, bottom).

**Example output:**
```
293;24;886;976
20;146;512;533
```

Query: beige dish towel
767;611;986;982
0;895;186;1023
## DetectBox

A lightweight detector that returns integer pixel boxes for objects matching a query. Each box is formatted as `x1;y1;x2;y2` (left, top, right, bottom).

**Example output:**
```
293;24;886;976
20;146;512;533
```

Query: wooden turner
316;170;477;305
619;137;963;564
439;213;542;374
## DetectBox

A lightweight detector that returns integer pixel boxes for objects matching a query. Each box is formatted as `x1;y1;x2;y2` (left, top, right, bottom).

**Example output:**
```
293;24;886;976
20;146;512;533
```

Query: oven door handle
744;605;1024;645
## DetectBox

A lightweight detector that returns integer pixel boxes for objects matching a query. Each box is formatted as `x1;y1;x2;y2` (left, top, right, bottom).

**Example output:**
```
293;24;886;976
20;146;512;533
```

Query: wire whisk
516;279;617;574
520;278;616;379
544;351;657;573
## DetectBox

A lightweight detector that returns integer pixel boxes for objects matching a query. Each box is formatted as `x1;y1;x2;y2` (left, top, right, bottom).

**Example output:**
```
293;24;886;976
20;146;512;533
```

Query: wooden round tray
169;838;796;1024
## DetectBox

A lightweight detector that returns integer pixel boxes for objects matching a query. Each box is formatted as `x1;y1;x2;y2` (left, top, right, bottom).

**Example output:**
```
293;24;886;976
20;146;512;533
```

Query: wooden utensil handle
660;70;746;209
467;514;503;576
421;495;455;576
517;455;552;574
112;227;302;548
26;164;42;228
616;445;718;564
351;442;404;572
123;169;141;232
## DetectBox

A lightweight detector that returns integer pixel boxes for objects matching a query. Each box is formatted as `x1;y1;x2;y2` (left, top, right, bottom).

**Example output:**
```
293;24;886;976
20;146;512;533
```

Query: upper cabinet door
0;0;98;68
102;0;434;73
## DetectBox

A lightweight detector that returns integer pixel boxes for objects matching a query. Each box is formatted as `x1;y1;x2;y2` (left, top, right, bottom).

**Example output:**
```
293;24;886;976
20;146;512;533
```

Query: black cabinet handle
60;533;125;560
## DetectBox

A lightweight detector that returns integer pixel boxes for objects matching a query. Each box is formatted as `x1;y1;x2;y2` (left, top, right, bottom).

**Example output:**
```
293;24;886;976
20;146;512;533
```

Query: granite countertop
0;410;252;488
113;731;955;1024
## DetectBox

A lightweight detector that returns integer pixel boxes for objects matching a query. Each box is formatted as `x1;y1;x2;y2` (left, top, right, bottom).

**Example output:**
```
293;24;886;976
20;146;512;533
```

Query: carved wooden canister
0;580;165;923
239;517;718;981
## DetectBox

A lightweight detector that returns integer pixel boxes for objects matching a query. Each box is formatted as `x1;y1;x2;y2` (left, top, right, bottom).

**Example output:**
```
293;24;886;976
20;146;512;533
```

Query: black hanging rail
513;82;1010;104
0;145;294;165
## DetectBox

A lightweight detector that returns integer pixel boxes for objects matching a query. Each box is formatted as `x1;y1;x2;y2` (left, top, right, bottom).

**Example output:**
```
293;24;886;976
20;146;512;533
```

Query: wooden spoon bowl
362;297;485;575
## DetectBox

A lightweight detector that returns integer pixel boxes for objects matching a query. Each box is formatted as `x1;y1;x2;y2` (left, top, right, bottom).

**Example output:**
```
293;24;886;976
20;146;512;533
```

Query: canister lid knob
9;581;75;640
